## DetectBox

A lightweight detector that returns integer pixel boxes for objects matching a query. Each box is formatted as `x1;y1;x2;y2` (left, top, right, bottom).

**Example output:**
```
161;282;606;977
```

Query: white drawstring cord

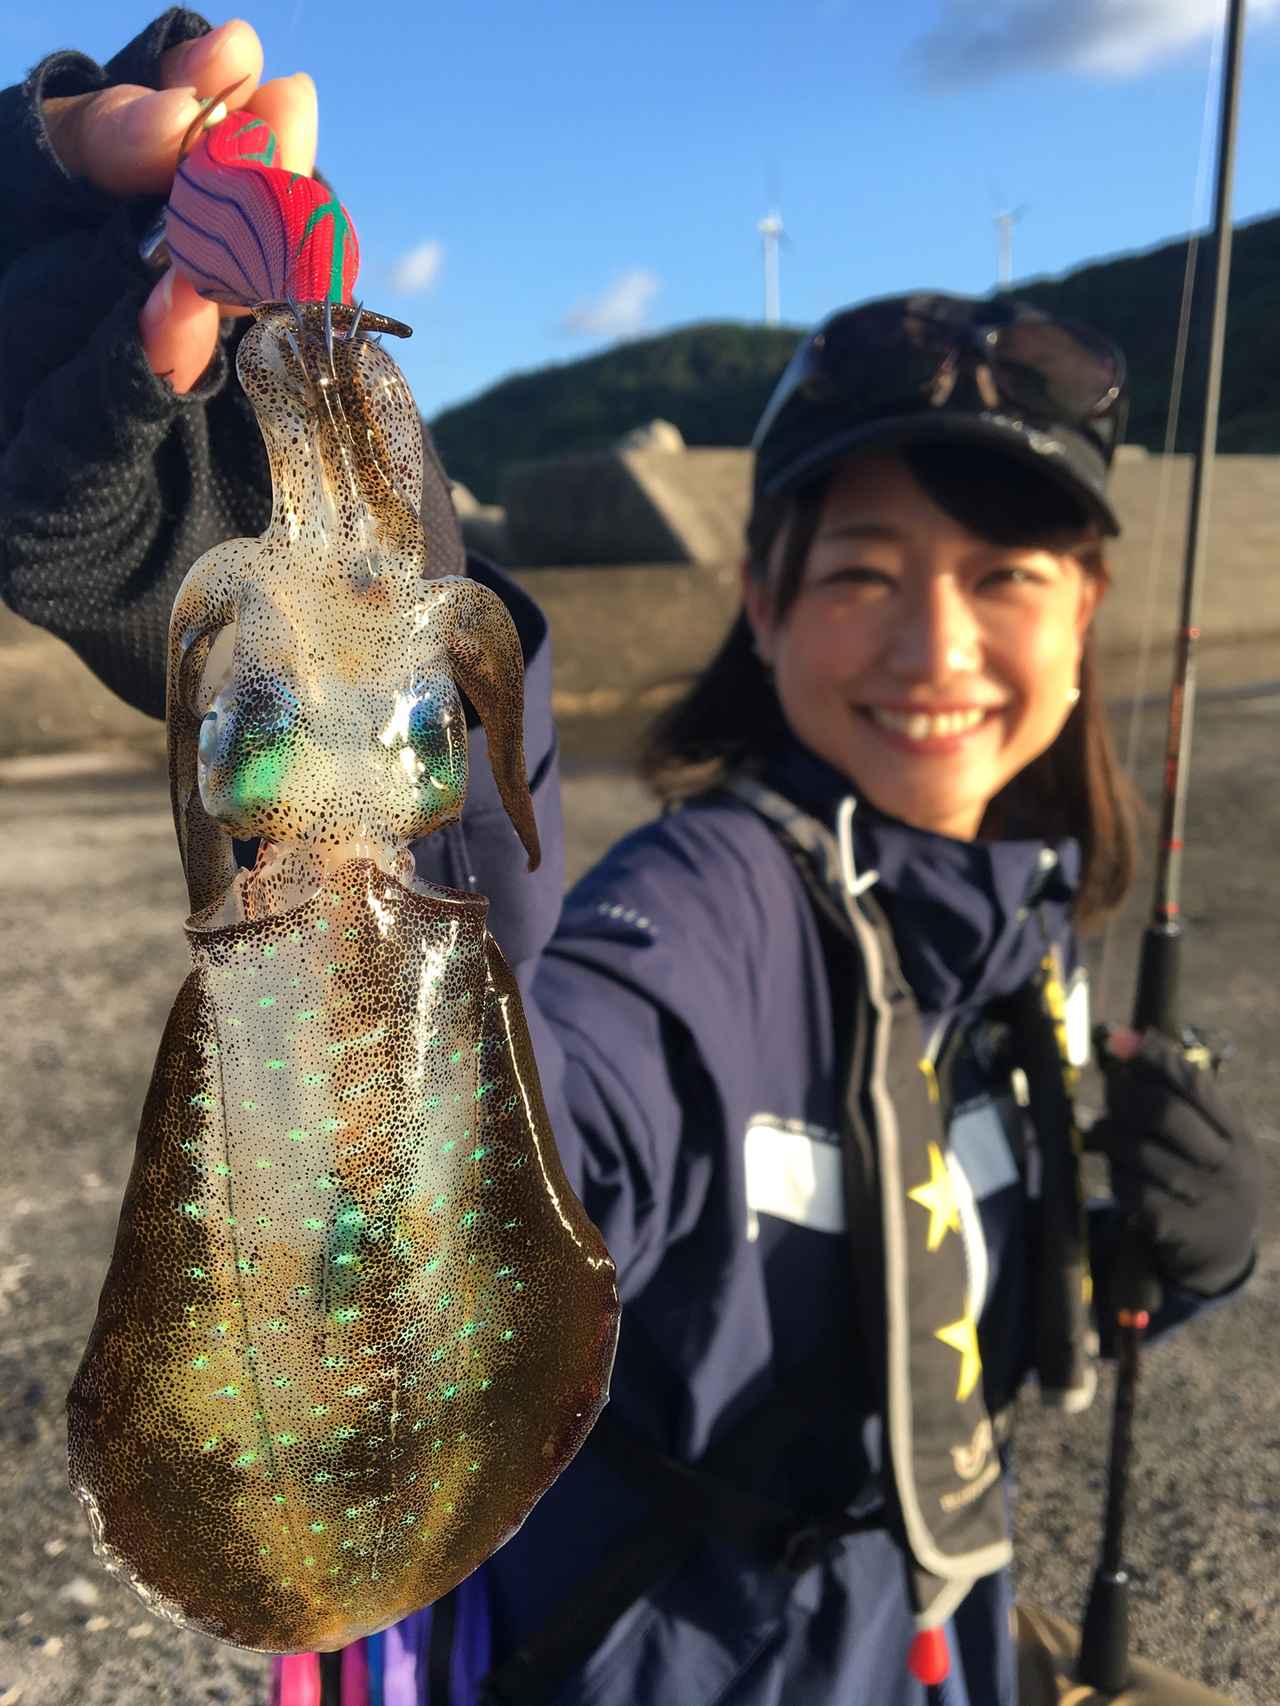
836;796;879;899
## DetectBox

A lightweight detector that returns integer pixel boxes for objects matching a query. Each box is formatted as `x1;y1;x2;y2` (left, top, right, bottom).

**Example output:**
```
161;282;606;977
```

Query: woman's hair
639;442;1149;934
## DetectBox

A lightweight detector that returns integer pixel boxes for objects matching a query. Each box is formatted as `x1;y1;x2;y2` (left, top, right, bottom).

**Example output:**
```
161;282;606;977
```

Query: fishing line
1094;8;1226;1025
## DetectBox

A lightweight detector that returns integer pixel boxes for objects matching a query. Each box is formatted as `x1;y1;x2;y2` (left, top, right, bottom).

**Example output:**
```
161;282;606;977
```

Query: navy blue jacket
407;576;1232;1706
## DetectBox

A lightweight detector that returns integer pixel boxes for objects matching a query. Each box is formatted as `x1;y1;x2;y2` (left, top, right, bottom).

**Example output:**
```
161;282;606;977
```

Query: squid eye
197;709;220;779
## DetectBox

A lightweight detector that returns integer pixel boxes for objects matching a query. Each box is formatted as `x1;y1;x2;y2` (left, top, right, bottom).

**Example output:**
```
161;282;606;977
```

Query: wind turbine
993;200;1028;290
757;207;786;325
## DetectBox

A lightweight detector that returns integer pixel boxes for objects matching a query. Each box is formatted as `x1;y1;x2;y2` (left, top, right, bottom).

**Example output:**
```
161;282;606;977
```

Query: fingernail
180;21;231;77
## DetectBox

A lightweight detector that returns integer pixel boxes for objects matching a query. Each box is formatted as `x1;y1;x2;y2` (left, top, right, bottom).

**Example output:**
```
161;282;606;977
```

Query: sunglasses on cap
752;295;1129;501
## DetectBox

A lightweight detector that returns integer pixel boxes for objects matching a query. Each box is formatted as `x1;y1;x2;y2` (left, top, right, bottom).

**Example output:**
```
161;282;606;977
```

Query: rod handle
1077;1568;1132;1692
1132;922;1181;1038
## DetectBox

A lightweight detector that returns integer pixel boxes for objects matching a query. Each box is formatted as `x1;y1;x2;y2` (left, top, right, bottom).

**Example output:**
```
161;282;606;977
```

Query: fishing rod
1076;0;1248;1690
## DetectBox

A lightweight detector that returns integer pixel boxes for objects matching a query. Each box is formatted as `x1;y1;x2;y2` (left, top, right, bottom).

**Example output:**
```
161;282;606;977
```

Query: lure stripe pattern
164;110;360;306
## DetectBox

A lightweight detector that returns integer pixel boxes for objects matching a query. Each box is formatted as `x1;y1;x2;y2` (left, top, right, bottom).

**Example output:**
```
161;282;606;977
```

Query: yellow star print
936;1314;983;1403
907;1142;962;1252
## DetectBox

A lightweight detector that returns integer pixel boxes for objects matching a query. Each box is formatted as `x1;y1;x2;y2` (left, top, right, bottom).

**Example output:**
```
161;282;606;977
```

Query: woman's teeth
866;706;990;740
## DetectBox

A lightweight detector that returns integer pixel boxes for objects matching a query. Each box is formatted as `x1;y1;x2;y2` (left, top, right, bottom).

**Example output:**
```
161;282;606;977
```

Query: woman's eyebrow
814;522;902;543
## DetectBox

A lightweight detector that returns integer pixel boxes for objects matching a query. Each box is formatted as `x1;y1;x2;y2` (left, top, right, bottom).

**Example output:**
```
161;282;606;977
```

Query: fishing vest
478;779;1097;1703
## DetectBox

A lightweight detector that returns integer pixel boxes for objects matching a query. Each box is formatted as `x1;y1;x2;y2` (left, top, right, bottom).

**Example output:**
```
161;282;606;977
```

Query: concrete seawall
2;453;1277;761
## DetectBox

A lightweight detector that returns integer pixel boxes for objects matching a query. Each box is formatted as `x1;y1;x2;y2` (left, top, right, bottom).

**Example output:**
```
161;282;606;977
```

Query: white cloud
388;240;444;295
908;0;1278;87
561;269;661;339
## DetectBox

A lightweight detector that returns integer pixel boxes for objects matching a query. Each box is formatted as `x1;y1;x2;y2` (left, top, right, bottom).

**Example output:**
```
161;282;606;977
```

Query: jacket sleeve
518;806;781;1301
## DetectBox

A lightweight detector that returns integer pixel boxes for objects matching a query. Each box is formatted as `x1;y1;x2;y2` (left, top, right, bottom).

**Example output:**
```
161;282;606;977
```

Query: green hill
428;212;1280;503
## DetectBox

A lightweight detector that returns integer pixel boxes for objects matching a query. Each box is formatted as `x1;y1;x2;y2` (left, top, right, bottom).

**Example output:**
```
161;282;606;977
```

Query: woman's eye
983;566;1044;588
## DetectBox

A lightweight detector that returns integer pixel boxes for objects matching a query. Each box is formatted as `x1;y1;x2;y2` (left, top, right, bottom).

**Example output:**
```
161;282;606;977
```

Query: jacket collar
758;741;1082;1027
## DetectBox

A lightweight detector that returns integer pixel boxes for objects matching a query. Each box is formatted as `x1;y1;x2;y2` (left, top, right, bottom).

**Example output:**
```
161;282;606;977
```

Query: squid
66;115;618;1652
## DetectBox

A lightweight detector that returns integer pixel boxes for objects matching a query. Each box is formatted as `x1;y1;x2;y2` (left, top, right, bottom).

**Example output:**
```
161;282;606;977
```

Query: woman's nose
884;580;983;679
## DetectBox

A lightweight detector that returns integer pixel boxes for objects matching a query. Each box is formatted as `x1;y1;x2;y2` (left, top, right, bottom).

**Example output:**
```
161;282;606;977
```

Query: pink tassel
341;1643;371;1706
274;1653;322;1706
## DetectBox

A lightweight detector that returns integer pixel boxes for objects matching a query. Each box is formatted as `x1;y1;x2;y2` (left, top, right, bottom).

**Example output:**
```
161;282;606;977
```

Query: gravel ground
0;687;1275;1704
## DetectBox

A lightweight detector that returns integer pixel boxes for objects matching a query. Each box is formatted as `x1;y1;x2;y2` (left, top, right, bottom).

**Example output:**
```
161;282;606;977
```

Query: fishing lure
67;109;618;1654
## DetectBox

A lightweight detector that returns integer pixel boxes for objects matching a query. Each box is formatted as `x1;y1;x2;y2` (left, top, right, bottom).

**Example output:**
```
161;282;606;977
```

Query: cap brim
757;411;1121;537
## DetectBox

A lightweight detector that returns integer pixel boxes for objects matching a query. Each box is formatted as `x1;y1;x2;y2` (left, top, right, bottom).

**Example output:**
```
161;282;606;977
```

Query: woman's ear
741;556;774;667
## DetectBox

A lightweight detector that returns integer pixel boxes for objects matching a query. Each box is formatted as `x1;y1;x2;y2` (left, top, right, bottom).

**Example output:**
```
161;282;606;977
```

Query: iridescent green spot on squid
295;1009;317;1023
180;1201;204;1219
332;1306;360;1324
450;1050;462;1065
234;1450;258;1468
189;1091;218;1110
188;1267;207;1281
254;1155;273;1169
260;1544;271;1556
441;1384;458;1400
269;1318;289;1332
202;1437;220;1452
321;1117;343;1133
267;1059;286;1071
403;1512;418;1525
275;1433;298;1447
273;1494;288;1506
303;1073;325;1086
236;1258;259;1275
501;1329;515;1341
241;1099;258;1111
441;1138;456;1154
214;1162;231;1177
273;1375;291;1389
459;1210;478;1229
191;1354;210;1369
469;1146;488;1162
430;1348;445;1364
311;1404;330;1417
259;996;276;1008
310;1521;327;1534
288;1127;309;1144
314;918;329;933
314;1471;333;1484
304;1217;324;1231
459;1322;478;1339
314;1175;336;1191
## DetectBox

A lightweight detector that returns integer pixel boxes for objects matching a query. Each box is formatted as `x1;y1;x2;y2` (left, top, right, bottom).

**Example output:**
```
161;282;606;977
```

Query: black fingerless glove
1085;1028;1260;1298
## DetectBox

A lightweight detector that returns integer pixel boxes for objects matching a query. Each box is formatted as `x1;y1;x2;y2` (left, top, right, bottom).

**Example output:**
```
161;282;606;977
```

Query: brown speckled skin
66;305;619;1653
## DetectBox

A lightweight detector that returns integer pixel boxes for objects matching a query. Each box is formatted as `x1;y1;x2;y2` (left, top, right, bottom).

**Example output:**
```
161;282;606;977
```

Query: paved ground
0;685;1276;1704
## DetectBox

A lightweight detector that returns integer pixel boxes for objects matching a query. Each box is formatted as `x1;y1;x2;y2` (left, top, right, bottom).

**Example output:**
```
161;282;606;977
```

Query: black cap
751;292;1129;537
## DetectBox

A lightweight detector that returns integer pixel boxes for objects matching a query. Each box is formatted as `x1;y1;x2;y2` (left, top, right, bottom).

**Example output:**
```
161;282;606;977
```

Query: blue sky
8;2;1279;421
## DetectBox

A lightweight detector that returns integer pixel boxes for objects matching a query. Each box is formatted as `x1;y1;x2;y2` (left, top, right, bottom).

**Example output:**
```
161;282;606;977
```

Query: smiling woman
643;434;1145;933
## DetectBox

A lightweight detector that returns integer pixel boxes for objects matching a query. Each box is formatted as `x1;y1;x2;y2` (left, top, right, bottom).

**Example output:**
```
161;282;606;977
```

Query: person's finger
156;18;265;103
138;268;222;395
244;73;319;177
42;20;264;196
